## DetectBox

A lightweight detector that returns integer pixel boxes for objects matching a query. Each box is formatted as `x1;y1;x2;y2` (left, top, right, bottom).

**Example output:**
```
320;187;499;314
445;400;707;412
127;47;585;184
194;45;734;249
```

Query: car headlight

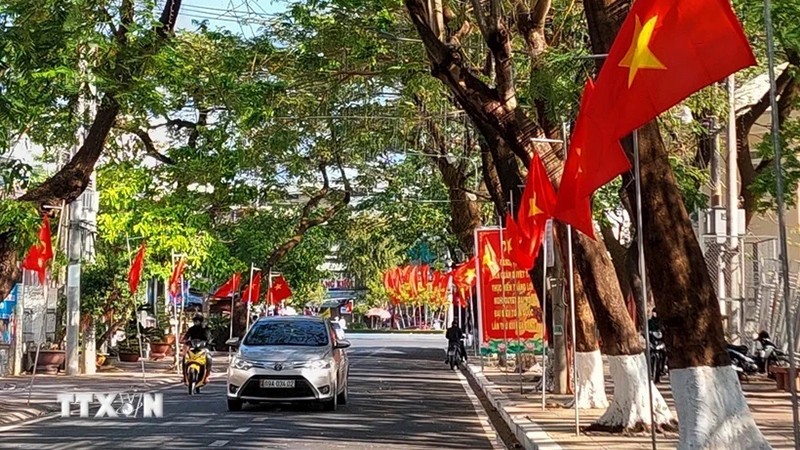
231;356;253;370
299;360;331;370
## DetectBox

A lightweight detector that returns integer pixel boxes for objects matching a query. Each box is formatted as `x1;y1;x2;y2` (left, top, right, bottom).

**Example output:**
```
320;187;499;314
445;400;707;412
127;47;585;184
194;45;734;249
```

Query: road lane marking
456;369;507;450
252;417;269;422
232;427;250;433
208;440;229;447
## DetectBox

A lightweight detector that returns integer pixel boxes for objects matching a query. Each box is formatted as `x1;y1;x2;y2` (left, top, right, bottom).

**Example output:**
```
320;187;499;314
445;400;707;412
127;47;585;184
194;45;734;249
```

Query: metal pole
633;129;658;449
509;190;524;394
27;274;45;405
567;225;579;435
171;253;180;374
498;218;509;381
126;237;146;383
765;0;800;444
475;230;485;373
246;263;255;332
542;220;549;411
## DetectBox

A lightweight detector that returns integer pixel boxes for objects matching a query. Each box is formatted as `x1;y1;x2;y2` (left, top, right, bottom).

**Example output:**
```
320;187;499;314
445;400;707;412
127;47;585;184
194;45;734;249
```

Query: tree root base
583;419;679;435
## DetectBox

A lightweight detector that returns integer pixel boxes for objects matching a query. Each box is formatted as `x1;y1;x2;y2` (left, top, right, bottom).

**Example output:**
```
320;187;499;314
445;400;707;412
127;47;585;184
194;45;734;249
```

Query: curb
465;364;563;450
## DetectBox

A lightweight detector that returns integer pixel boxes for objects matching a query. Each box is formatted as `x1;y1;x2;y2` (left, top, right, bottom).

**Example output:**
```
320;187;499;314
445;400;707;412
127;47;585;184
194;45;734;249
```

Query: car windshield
244;320;329;347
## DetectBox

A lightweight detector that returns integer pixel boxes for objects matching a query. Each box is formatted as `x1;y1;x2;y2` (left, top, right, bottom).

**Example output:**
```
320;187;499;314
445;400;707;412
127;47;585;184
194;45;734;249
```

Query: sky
173;0;286;36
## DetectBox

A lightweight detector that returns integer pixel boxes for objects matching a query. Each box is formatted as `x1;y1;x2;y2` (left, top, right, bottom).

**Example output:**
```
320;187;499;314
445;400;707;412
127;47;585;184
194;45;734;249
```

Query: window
244;320;329;347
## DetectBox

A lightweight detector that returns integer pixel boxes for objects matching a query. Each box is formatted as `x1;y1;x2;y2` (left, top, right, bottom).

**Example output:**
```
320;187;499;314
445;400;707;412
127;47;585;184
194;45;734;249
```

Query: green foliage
0;200;40;256
750;122;800;213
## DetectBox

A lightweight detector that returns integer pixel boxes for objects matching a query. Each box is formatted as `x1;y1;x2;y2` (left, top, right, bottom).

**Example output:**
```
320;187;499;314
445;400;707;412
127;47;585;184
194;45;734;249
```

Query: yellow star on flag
618;15;666;87
575;147;584;175
464;268;476;284
528;193;543;218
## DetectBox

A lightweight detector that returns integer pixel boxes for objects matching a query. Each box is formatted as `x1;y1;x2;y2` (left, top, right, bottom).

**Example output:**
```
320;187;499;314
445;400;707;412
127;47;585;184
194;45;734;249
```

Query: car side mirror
334;340;351;349
225;337;240;347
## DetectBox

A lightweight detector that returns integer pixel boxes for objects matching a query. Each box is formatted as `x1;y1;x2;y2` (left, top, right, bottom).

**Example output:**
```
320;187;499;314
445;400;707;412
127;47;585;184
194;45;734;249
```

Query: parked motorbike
184;339;209;395
754;331;789;377
648;330;668;383
727;343;759;376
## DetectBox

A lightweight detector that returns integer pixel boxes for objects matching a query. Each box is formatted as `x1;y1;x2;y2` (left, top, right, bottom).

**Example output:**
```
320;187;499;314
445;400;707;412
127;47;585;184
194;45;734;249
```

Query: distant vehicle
331;321;345;340
225;316;350;412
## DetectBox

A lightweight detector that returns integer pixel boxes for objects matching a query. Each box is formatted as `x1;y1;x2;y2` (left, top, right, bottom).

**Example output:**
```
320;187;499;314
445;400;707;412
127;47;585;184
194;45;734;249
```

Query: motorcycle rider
445;320;467;363
647;309;660;333
182;314;212;386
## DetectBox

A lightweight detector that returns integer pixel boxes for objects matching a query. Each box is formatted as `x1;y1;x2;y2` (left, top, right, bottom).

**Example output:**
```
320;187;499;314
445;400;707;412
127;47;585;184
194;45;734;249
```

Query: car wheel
337;379;348;405
227;398;243;411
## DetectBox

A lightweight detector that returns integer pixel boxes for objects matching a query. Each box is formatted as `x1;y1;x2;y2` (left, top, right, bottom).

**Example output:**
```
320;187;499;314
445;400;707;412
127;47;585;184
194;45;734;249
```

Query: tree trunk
624;123;764;446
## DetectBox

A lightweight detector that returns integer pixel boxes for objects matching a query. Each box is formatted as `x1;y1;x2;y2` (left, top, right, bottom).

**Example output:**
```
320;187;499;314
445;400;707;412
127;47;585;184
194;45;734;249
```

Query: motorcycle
754;331;789;377
184;339;209;395
727;343;759;376
447;339;463;370
648;330;667;383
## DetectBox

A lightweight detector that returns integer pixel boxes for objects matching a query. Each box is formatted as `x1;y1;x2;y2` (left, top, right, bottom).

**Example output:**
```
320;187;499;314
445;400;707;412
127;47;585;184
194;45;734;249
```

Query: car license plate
260;379;295;388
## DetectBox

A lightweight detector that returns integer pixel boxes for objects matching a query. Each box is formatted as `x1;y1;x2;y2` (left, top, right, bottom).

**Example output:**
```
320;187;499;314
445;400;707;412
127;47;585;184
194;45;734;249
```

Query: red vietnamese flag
22;216;54;284
517;153;556;240
504;213;540;270
268;275;292;304
587;0;755;138
453;257;477;289
128;242;146;296
212;272;242;299
555;79;629;230
242;272;262;303
168;258;187;297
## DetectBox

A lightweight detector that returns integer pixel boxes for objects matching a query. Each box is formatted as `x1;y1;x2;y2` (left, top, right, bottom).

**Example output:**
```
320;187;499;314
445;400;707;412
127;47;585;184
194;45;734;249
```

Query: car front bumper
227;364;336;402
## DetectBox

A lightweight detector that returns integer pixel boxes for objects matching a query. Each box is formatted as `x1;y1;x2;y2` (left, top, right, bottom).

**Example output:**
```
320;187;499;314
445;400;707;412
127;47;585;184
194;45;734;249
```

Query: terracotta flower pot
32;350;66;374
163;334;176;345
118;352;140;363
149;342;171;359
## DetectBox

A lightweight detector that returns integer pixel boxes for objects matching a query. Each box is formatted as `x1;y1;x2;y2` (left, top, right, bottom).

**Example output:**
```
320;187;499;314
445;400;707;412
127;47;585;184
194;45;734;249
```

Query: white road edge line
208;439;229;447
0;377;179;433
455;368;508;450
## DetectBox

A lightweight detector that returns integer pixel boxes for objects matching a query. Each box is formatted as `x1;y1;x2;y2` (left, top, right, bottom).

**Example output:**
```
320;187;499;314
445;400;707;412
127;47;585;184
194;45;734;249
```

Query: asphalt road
0;334;504;449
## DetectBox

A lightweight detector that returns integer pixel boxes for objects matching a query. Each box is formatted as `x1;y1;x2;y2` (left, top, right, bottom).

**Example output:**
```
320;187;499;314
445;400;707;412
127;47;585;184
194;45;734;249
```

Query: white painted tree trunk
568;350;609;409
594;353;674;430
672;365;770;449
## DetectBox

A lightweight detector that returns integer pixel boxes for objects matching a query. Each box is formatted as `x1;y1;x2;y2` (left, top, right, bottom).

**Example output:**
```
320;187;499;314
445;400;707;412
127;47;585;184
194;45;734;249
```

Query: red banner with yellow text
475;228;544;355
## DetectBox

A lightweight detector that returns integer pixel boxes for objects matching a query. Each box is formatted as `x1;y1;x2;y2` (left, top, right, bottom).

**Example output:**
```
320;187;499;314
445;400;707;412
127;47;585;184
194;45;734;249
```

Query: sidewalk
467;361;797;449
0;356;187;426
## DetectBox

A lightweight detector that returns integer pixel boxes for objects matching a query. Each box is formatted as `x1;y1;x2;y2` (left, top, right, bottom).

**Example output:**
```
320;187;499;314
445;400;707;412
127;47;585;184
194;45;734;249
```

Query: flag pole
633;129;657;449
567;224;579;435
245;263;255;332
497;216;509;381
127;236;146;384
509;190;524;394
764;0;800;442
171;252;179;374
542;219;549;411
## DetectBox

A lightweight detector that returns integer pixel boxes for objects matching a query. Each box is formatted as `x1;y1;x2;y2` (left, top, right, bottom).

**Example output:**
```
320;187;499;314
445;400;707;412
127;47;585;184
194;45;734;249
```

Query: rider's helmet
452;320;458;328
193;314;204;325
758;330;771;341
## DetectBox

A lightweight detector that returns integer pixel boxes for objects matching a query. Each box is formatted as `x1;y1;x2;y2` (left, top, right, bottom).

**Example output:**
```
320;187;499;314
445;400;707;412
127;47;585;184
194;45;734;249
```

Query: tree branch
132;129;176;165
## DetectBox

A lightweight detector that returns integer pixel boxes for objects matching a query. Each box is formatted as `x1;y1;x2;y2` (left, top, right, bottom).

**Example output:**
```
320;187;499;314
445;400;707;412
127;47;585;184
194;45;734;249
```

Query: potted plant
30;343;66;374
117;339;141;362
144;326;171;359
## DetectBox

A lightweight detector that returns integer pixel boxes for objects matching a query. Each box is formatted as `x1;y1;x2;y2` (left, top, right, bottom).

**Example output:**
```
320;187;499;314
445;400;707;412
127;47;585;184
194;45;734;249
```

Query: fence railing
700;234;800;352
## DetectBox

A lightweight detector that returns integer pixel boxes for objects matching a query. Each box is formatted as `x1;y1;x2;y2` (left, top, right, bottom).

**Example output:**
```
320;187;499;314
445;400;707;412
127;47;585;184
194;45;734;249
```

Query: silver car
225;316;350;411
